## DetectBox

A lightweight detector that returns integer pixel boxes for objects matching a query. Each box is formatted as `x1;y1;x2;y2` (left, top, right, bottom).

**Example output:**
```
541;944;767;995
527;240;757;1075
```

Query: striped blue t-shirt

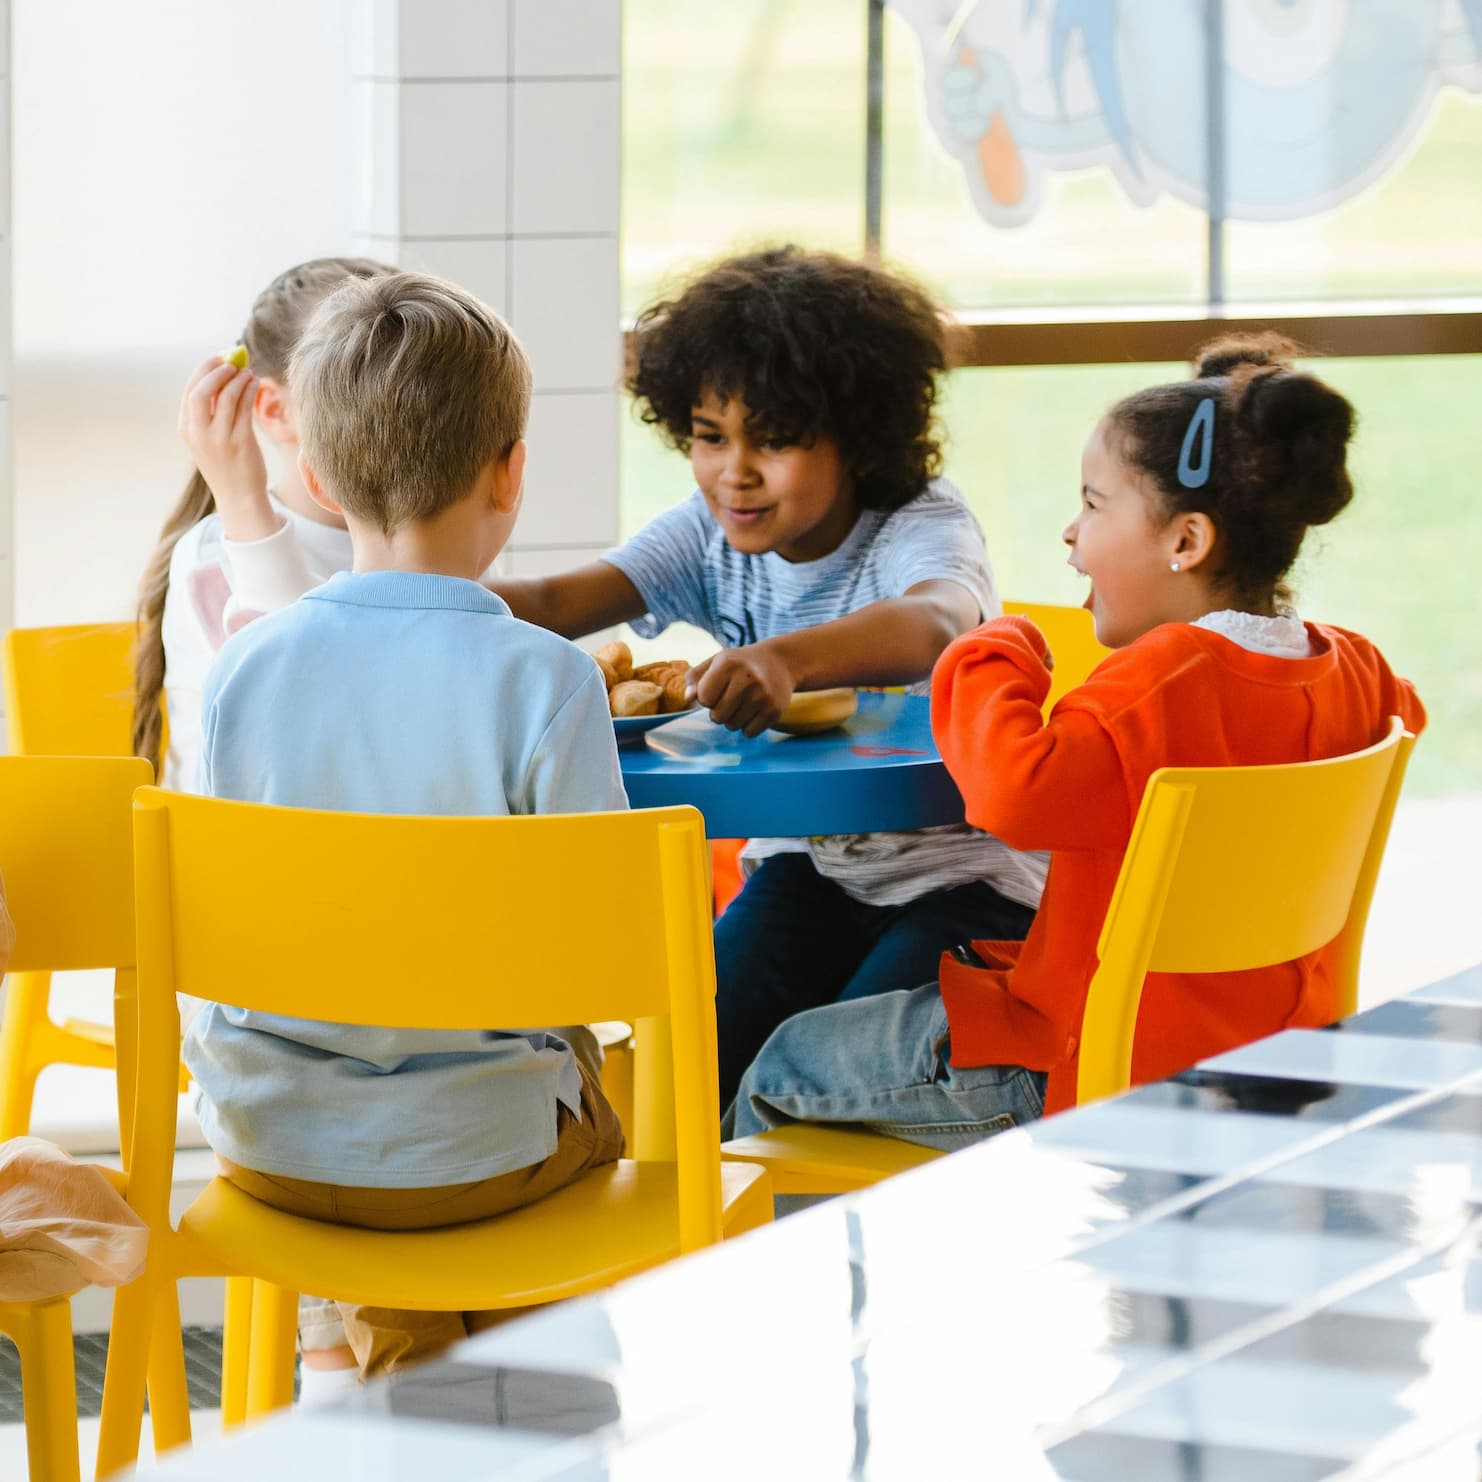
606;478;994;650
604;479;1048;910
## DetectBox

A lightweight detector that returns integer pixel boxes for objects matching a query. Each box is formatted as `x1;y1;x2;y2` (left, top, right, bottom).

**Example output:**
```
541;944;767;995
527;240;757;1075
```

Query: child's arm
179;356;278;544
491;562;647;639
932;616;1131;852
689;579;981;737
522;665;629;813
176;355;337;640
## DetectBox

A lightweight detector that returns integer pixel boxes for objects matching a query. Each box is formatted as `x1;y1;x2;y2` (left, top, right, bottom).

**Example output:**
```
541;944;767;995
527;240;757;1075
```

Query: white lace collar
1191;609;1314;658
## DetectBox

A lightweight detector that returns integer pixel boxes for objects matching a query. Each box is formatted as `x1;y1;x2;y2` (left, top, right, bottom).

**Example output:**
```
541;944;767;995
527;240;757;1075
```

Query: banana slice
772;687;858;736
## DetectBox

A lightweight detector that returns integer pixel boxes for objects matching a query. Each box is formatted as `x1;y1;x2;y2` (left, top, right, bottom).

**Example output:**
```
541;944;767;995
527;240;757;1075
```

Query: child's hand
179;355;277;542
687;642;797;738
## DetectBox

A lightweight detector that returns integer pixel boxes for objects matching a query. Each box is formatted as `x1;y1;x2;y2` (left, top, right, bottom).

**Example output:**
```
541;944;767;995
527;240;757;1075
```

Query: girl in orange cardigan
725;334;1425;1146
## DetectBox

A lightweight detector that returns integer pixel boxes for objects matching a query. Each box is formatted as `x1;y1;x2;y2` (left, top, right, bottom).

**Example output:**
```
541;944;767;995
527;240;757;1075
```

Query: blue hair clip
1177;397;1215;489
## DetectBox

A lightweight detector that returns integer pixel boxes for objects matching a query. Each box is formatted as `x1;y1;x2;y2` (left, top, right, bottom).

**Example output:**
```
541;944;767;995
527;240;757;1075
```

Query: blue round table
618;692;966;838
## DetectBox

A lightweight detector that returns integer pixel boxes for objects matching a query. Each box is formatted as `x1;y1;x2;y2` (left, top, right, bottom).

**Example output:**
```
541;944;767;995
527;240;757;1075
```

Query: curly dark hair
1108;332;1356;606
627;246;947;511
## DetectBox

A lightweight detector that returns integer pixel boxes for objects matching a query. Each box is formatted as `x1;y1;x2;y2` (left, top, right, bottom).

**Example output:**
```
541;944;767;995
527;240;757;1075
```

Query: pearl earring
1170;561;1181;573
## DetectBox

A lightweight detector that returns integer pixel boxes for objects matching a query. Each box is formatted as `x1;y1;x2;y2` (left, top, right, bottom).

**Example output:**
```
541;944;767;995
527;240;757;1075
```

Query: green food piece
222;344;249;371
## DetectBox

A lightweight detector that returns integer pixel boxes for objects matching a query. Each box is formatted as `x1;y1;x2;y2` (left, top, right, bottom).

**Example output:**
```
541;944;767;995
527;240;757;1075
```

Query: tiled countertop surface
144;964;1482;1480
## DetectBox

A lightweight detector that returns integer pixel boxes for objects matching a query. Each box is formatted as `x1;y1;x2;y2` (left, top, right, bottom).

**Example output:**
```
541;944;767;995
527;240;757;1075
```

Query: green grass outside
620;2;1482;795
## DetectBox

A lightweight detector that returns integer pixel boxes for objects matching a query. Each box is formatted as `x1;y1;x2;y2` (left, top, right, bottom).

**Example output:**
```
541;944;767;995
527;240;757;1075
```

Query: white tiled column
351;0;622;573
0;2;12;639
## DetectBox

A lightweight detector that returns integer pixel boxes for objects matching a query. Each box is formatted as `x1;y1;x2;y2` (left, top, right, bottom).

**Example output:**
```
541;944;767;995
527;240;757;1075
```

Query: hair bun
1193;330;1299;381
1235;366;1356;528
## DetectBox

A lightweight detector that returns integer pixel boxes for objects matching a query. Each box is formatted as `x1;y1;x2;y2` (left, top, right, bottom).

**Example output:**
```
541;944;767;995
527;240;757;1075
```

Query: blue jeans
714;853;1036;1111
723;982;1048;1151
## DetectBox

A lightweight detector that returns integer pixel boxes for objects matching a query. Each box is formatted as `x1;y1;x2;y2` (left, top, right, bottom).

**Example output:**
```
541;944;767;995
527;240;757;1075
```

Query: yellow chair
96;792;771;1476
1002;600;1111;714
724;716;1415;1191
720;601;1110;1194
0;1298;81;1482
0;756;191;1480
1076;716;1414;1103
1;622;141;759
0;623;165;1142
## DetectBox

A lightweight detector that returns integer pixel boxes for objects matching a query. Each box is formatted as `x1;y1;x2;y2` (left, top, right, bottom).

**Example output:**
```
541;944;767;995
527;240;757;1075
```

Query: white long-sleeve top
160;499;352;789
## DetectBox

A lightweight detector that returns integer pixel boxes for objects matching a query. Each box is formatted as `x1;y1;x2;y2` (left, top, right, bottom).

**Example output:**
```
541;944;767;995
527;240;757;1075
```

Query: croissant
609;680;662;717
634;660;687;686
594;641;634;682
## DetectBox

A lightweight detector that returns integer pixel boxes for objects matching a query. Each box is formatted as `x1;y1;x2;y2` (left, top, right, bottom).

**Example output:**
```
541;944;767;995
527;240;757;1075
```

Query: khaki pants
218;1062;624;1379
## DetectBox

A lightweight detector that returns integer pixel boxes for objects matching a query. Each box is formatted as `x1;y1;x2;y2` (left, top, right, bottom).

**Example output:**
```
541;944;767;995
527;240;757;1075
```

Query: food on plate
772;687;858;736
594;647;695;717
594;641;634;683
609;679;663;717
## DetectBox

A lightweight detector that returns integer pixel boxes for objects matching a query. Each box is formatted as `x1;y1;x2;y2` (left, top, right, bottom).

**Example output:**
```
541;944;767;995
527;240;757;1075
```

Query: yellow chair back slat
1002;600;1111;712
0;756;151;975
2;622;141;758
1078;717;1414;1104
145;792;698;1028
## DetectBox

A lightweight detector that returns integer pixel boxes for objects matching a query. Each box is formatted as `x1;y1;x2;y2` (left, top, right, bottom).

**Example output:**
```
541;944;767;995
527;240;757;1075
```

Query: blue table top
618;691;965;838
147;963;1482;1481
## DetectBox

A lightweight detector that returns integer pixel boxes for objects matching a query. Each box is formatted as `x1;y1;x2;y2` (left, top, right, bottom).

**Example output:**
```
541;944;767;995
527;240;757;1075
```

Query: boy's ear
298;451;343;515
254;378;298;446
492;439;527;514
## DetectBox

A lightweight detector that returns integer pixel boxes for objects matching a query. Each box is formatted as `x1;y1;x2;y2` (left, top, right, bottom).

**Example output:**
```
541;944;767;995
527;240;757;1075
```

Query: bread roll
609;679;662;717
659;675;691;713
596;654;620;690
634;659;686;686
595;641;633;682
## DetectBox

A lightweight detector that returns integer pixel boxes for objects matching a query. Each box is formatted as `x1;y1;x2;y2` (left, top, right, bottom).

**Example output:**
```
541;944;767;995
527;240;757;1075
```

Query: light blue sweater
183;570;628;1188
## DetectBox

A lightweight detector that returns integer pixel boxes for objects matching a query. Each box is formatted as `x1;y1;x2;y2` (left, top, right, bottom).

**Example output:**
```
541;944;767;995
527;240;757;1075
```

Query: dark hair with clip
1107;332;1356;606
627;245;947;511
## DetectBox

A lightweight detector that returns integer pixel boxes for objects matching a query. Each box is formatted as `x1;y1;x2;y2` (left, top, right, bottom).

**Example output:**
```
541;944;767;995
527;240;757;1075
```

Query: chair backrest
0;756;151;974
128;790;723;1243
1076;717;1412;1105
2;622;141;758
1002;601;1111;712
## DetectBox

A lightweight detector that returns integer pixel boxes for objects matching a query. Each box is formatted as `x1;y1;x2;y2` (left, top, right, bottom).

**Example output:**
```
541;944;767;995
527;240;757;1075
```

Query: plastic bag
0;1137;148;1302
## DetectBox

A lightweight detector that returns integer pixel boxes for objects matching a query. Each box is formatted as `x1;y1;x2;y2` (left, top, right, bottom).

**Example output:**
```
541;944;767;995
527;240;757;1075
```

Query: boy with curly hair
495;245;1044;1110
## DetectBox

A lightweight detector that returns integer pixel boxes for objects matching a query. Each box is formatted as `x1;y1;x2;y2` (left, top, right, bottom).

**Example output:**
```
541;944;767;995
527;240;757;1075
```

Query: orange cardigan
931;616;1426;1114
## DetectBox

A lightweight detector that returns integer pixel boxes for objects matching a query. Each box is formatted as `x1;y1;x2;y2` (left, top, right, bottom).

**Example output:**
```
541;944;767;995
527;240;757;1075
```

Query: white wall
11;0;358;624
13;0;357;356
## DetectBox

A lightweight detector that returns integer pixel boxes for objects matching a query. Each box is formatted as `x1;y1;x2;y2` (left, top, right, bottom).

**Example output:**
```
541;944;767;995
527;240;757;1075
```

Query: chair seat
177;1160;771;1310
721;1126;943;1195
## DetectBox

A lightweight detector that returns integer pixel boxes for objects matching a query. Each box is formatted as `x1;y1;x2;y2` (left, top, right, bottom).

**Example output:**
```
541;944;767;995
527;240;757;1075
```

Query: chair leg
95;1277;157;1479
220;1276;254;1430
245;1282;299;1419
0;970;49;1140
10;1297;82;1482
145;1280;192;1456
